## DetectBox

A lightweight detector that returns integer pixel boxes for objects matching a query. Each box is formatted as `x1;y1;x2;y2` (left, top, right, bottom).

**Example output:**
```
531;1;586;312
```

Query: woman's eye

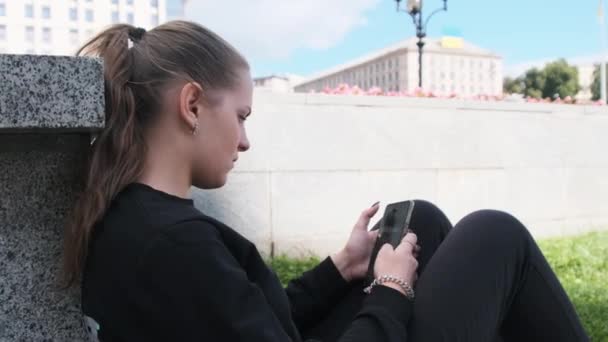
238;115;248;122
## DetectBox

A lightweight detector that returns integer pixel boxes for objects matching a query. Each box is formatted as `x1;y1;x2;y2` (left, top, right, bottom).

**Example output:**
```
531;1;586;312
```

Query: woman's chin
193;174;228;190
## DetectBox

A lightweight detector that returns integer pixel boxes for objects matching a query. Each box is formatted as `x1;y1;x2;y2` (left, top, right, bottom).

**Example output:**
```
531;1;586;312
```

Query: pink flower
367;87;383;96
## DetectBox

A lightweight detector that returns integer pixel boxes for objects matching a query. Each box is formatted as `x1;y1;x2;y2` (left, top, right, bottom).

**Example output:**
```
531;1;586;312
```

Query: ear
178;81;204;130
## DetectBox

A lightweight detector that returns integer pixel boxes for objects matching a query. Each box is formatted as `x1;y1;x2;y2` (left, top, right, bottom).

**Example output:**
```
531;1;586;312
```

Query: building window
86;9;94;22
112;11;119;23
69;7;78;21
42;27;52;44
450;72;455;81
127;12;134;24
69;29;78;45
112;0;119;4
388;59;392;69
0;3;5;16
25;4;34;18
0;25;6;41
25;26;34;42
127;0;134;4
150;0;158;7
42;6;51;19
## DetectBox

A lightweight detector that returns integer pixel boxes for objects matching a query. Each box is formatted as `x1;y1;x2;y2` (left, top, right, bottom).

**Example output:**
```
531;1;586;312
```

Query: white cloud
185;0;380;60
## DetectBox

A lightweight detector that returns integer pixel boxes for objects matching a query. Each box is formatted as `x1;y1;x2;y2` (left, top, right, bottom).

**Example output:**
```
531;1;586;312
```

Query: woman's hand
331;202;381;282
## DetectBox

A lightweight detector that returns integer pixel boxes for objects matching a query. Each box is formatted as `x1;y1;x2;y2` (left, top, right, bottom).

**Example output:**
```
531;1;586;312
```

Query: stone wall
0;54;103;341
195;90;608;257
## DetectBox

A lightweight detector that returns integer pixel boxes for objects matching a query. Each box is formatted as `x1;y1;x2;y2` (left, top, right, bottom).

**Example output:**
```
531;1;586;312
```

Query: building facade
294;37;503;97
575;64;595;101
0;0;166;56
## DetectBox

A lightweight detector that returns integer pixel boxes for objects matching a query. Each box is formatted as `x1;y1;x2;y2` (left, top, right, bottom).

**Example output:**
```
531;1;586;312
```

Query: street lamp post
395;0;448;89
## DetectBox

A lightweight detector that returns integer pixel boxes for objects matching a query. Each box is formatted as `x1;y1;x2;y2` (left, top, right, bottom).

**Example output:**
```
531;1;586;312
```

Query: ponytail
62;25;146;287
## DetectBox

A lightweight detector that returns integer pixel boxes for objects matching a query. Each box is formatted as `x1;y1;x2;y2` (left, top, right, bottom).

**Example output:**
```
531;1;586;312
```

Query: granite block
0;54;104;132
0;134;89;341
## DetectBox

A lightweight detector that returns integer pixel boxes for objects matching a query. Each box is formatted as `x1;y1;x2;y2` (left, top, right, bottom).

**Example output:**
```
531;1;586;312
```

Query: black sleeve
137;220;412;342
285;257;351;331
136;221;294;341
339;286;413;342
286;257;413;342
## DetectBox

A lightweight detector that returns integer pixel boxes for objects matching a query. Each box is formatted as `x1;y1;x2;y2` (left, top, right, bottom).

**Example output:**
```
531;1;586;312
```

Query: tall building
294;37;503;97
0;0;166;56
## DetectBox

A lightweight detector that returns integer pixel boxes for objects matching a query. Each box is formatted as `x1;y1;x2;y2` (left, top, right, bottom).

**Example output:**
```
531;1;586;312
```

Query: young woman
63;21;589;342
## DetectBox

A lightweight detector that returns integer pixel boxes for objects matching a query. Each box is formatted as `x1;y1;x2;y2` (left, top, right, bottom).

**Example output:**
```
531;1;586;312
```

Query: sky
184;0;607;78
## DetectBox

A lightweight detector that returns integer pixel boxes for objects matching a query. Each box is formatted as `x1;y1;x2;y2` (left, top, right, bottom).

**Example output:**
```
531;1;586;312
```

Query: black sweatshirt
82;183;413;341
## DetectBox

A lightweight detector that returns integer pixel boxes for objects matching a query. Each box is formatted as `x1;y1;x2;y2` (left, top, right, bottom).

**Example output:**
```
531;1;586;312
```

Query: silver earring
192;121;199;136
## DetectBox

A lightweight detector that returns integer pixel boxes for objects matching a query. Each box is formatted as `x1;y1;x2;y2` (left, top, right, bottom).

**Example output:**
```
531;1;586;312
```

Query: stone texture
0;54;102;340
0;54;104;132
0;134;89;341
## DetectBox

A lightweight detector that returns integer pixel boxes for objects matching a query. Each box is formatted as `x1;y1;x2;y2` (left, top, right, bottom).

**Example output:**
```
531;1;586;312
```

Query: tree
522;68;546;99
503;77;524;94
542;59;580;99
510;59;581;100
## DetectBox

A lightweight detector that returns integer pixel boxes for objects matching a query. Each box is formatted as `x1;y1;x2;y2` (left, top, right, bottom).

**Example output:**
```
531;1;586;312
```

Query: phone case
366;200;415;283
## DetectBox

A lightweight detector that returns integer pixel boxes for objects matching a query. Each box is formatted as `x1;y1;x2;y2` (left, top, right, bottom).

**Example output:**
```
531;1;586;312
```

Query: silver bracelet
363;275;415;300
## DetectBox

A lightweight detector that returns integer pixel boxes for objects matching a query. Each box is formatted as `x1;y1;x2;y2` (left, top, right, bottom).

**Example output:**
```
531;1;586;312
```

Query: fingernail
370;201;380;208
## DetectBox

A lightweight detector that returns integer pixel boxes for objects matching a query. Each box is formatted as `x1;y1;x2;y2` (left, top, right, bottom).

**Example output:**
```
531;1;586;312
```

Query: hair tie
128;27;146;43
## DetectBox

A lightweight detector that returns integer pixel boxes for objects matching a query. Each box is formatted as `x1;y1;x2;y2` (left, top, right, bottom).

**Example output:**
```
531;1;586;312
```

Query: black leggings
302;200;589;342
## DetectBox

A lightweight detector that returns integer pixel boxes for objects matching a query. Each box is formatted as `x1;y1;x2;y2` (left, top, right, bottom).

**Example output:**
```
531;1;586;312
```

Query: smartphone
366;200;415;283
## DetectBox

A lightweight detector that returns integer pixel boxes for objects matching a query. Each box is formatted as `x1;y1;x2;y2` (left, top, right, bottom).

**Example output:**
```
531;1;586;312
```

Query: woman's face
191;69;253;189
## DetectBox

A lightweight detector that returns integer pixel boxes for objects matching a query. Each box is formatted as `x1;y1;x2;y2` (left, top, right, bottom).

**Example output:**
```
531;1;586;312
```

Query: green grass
538;231;608;342
268;254;321;287
268;231;608;341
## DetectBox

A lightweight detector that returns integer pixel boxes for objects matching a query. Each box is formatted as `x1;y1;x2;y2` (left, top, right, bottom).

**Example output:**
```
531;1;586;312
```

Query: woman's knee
454;209;533;248
411;199;452;233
